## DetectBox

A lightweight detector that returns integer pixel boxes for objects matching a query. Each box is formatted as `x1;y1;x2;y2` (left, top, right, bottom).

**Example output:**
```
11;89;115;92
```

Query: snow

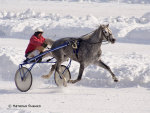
0;0;150;113
0;4;150;42
1;82;150;113
1;81;150;113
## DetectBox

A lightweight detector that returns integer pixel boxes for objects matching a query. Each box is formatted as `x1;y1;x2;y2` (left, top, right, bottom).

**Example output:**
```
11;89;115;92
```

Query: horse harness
68;38;82;59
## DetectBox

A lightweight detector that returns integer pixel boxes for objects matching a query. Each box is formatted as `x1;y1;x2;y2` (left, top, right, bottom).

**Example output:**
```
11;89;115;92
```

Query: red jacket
25;35;45;54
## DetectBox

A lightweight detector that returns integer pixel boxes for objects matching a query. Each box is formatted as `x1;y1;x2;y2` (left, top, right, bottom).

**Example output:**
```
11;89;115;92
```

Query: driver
25;28;48;60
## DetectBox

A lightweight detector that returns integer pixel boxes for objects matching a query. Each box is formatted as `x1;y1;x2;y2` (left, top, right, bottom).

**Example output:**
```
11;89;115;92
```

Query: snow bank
140;12;150;23
0;9;96;39
126;27;150;43
0;9;150;44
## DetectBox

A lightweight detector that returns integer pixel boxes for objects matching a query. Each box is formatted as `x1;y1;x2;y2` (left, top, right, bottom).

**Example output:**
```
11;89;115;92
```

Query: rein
84;40;109;45
82;31;110;45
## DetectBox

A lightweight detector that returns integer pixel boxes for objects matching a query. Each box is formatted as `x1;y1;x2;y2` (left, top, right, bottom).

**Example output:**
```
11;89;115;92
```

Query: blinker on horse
46;24;118;86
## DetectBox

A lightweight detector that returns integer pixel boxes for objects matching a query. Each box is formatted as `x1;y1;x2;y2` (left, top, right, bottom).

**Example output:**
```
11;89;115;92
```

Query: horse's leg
95;60;118;82
41;64;56;79
68;63;84;84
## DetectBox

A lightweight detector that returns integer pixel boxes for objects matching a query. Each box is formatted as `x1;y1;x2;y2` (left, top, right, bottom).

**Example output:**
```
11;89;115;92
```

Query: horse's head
100;24;116;44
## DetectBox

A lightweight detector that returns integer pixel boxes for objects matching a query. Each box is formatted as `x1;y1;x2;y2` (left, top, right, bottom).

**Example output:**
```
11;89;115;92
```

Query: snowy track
0;81;150;113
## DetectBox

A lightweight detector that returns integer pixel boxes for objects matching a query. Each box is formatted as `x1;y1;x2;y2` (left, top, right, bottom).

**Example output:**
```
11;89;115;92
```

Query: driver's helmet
35;28;44;33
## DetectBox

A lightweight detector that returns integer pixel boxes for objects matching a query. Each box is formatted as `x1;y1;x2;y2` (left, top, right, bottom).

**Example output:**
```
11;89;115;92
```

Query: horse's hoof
114;79;119;82
68;80;72;83
68;80;76;84
41;75;50;79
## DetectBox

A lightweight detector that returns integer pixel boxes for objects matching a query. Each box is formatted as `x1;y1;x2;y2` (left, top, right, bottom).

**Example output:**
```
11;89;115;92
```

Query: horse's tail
45;38;54;46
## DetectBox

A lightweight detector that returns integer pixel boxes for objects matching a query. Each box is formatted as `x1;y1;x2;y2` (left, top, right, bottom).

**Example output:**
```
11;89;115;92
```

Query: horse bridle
102;27;113;42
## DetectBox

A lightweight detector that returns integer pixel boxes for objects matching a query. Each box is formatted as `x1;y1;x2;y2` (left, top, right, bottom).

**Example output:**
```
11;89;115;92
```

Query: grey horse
43;24;118;85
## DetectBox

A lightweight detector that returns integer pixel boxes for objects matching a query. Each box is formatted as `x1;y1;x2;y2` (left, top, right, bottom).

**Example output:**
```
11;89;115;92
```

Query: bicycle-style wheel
54;65;71;87
15;67;32;92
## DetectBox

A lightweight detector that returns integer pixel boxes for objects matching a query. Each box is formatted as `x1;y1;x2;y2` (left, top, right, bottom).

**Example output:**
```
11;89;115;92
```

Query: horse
43;24;118;86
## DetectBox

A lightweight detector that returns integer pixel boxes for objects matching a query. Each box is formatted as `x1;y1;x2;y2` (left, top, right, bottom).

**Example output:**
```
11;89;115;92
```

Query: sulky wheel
15;67;32;92
54;65;71;87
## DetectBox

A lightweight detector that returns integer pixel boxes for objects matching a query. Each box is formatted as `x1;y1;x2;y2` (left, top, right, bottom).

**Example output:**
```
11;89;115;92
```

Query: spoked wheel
15;67;32;92
54;65;71;87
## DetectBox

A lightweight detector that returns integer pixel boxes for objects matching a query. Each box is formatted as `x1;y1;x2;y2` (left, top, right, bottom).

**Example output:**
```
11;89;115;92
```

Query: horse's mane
81;25;102;40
